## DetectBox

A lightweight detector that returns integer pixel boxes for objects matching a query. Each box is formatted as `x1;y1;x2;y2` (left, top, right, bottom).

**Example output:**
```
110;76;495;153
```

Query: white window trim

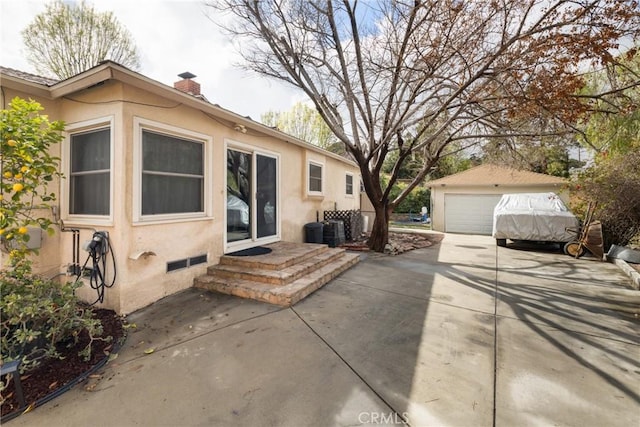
307;160;324;197
345;172;354;197
61;116;115;226
133;117;213;224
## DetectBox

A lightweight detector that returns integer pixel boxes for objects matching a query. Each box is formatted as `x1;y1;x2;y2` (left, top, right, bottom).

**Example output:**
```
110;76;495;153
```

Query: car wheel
564;241;586;258
496;239;507;247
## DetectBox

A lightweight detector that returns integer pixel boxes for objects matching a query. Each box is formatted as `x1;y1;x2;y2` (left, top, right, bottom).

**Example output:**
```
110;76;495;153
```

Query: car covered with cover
492;192;579;247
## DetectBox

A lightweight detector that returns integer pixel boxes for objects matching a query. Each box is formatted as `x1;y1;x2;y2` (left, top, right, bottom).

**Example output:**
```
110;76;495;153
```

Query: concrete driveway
9;234;639;427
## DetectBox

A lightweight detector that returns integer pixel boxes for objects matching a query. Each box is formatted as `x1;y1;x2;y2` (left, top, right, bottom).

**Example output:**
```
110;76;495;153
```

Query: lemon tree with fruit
1;97;64;263
1;99;113;412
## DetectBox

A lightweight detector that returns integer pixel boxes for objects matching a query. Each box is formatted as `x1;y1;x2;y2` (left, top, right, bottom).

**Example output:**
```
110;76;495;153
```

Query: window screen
309;163;322;193
69;128;110;215
346;174;353;195
142;130;204;215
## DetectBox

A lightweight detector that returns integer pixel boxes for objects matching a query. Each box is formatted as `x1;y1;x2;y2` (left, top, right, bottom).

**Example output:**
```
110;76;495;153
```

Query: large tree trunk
368;202;392;252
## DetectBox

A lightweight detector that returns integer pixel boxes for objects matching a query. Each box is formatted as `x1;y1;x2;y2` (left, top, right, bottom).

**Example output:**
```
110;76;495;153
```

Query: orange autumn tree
571;50;640;247
208;0;640;251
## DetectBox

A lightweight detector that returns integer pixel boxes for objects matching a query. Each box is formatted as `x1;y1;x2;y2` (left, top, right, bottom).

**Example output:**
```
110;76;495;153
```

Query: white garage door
444;194;503;235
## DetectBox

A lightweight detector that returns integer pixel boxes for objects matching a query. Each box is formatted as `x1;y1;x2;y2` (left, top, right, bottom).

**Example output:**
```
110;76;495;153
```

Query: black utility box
323;220;345;247
304;222;324;244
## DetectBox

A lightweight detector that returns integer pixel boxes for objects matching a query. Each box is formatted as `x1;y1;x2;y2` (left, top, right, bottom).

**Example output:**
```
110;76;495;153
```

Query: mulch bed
340;231;444;254
1;308;125;420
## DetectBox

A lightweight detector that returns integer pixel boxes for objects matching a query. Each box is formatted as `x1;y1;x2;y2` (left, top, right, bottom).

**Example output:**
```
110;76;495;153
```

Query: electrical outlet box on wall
25;227;43;249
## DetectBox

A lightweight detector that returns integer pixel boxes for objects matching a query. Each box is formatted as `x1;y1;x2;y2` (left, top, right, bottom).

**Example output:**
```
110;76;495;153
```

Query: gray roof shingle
0;66;59;86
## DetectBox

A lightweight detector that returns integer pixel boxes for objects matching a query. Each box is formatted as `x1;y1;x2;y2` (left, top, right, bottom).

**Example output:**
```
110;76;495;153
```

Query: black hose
75;232;117;305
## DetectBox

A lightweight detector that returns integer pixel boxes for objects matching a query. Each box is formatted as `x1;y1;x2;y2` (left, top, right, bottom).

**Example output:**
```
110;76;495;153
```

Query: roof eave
49;65;114;98
428;181;565;188
1;73;53;99
113;68;356;166
47;61;355;167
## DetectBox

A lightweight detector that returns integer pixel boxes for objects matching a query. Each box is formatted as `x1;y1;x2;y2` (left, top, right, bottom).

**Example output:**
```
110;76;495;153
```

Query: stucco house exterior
427;164;568;235
0;62;360;314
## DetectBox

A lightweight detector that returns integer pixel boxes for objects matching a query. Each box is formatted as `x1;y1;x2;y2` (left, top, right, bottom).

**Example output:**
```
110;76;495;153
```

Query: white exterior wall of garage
431;185;569;235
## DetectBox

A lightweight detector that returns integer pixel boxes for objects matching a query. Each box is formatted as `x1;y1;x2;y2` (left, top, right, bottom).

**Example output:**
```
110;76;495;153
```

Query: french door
226;146;279;250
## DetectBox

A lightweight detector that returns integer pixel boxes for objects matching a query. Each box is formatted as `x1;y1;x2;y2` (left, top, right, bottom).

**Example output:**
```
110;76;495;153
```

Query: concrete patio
8;233;639;427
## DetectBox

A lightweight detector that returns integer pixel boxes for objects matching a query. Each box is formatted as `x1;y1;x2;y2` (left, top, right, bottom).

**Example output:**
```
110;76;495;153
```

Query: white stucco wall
1;77;359;314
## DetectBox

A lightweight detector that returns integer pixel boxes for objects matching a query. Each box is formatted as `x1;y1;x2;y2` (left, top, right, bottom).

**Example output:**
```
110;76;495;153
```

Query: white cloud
0;0;304;120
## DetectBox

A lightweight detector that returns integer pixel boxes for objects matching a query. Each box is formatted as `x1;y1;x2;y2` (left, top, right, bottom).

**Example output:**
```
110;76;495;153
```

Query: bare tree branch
206;0;640;251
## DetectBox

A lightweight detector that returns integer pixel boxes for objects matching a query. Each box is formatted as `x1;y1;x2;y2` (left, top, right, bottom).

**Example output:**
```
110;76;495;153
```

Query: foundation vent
189;254;208;266
167;253;208;273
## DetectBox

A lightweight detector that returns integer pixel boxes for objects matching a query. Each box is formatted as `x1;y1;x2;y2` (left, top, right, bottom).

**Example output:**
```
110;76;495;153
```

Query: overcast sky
0;0;306;121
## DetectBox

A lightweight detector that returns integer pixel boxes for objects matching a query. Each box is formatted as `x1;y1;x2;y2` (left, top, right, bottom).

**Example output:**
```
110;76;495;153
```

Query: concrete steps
208;247;348;285
194;242;360;306
218;241;329;270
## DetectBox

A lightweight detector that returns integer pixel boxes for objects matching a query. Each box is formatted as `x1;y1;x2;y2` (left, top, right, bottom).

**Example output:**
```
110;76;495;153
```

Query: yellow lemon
14;173;22;179
0;229;4;235
18;226;28;234
12;183;24;192
5;233;13;240
0;194;3;201
21;166;29;173
3;171;13;179
7;140;17;147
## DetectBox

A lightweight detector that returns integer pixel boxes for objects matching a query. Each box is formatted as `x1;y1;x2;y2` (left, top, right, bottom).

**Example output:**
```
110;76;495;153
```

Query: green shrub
570;145;640;248
396;187;430;214
389;182;430;214
0;259;108;373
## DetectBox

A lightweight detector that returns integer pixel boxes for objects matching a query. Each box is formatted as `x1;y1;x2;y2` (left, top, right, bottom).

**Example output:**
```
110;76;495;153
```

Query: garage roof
427;164;566;187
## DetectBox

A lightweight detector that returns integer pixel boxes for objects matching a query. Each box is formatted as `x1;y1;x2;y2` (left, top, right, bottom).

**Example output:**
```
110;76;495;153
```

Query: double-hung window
141;130;204;216
345;173;354;196
69;127;111;216
308;161;323;195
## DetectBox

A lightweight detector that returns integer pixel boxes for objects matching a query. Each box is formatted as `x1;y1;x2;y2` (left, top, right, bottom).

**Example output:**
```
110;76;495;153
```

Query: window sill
133;216;215;227
62;217;114;228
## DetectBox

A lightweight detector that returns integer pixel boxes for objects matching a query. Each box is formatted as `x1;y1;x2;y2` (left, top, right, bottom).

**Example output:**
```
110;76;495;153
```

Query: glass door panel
226;149;251;243
256;154;277;238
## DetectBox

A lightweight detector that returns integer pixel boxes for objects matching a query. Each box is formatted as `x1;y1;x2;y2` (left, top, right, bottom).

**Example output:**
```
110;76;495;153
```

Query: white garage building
427;164;568;235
